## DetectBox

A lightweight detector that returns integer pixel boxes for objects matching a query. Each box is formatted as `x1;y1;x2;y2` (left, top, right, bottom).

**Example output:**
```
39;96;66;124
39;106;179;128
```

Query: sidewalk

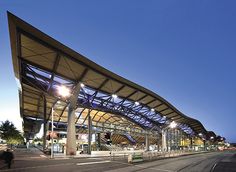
51;150;144;159
47;150;210;160
14;146;47;160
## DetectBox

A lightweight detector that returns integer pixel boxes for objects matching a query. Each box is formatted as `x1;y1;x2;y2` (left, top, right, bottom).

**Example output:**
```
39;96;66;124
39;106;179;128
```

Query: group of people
0;148;14;169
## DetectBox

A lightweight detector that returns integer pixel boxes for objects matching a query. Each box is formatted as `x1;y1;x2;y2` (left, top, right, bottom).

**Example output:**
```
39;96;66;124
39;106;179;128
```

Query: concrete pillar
66;104;77;155
88;110;92;154
43;96;47;151
145;131;150;151
162;129;167;152
66;83;81;155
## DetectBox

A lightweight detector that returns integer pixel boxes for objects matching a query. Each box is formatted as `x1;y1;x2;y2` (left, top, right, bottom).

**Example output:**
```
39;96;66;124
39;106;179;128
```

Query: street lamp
51;85;70;158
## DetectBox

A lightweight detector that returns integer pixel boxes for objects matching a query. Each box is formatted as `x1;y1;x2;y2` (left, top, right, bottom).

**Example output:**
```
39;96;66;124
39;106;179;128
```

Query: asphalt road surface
0;148;235;172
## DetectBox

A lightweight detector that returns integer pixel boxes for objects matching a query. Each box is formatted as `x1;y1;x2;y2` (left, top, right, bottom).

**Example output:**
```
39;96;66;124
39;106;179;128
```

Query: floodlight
169;121;177;128
112;94;118;99
57;85;70;97
80;83;85;88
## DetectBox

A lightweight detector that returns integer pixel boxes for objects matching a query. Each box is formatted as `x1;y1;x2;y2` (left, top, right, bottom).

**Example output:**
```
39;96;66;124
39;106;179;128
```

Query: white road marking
29;156;46;159
76;160;111;166
88;157;103;159
210;163;218;172
135;165;174;172
149;167;174;172
110;160;174;172
53;157;70;160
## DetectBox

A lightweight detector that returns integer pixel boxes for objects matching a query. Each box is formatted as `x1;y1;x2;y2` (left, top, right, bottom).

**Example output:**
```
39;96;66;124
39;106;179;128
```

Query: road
0;148;235;172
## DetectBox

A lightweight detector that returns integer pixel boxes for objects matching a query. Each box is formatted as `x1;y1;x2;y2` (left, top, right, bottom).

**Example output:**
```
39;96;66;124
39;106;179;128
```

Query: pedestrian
2;148;14;169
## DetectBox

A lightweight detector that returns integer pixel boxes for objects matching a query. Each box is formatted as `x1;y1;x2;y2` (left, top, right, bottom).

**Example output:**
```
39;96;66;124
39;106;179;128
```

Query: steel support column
180;130;183;150
145;131;150;151
203;140;206;151
174;129;176;150
166;129;169;151
43;95;47;151
43;96;47;150
190;137;193;150
97;133;101;151
88;109;92;154
176;130;179;150
170;129;172;151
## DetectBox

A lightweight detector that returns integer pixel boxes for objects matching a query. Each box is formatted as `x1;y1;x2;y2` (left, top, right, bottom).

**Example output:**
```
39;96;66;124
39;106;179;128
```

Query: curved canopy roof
8;12;208;136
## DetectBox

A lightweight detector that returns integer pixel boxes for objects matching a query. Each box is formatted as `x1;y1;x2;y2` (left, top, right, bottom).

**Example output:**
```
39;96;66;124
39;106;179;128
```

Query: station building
8;12;225;155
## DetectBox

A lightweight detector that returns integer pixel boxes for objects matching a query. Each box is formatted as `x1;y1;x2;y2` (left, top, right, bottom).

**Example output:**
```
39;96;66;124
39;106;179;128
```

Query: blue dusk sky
0;1;235;142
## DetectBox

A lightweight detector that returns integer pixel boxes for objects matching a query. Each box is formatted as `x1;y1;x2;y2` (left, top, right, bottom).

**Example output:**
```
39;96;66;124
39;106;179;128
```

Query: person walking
3;148;14;169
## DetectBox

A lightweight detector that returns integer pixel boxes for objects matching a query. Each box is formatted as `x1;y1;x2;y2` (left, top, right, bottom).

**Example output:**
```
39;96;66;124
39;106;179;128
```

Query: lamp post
51;107;54;159
51;85;70;159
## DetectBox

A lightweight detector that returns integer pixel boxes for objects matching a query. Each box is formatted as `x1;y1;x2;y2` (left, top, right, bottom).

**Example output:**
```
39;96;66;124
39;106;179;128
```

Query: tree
0;120;24;146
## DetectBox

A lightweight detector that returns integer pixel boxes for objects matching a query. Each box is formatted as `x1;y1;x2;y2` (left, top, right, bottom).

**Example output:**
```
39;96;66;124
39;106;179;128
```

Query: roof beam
47;53;61;92
158;107;169;113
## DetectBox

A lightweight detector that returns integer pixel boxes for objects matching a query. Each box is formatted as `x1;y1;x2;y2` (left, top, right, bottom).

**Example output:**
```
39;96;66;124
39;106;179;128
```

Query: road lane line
88;157;103;160
76;160;110;166
135;165;174;172
111;160;174;172
210;163;218;172
149;167;174;172
111;161;174;172
104;161;174;172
